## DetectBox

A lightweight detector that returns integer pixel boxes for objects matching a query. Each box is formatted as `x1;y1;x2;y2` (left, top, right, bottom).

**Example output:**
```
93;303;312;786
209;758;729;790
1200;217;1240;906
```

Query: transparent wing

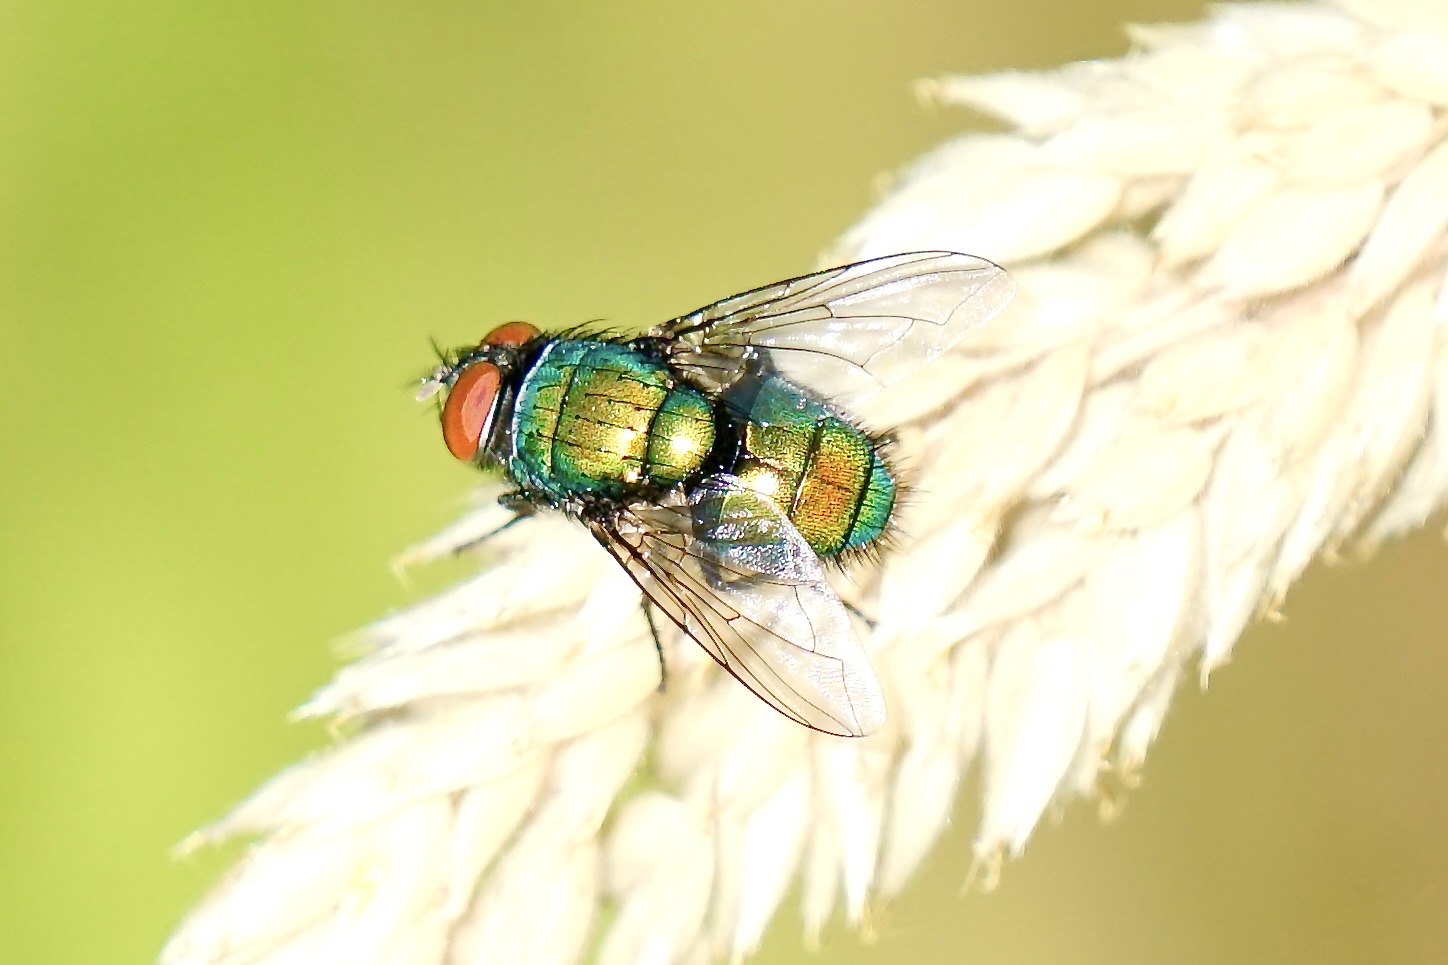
655;251;1014;405
587;474;886;737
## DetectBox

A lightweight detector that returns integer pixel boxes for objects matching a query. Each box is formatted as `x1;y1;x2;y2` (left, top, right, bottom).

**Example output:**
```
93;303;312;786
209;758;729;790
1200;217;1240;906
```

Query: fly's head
419;321;543;467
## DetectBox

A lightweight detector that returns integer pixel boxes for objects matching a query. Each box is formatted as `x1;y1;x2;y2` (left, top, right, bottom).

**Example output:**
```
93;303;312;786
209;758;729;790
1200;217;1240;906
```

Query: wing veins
656;252;1012;403
585;487;881;736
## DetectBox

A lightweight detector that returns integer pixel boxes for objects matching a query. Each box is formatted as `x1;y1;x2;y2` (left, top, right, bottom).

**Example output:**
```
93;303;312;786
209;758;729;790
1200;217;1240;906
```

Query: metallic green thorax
509;339;895;558
509;340;715;498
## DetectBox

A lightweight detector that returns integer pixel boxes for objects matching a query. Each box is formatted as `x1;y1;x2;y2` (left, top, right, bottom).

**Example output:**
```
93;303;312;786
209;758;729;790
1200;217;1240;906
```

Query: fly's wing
655;251;1014;406
586;474;886;737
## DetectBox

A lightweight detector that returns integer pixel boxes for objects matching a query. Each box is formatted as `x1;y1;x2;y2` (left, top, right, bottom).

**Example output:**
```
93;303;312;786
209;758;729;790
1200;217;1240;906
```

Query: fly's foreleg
448;489;544;556
497;489;544;518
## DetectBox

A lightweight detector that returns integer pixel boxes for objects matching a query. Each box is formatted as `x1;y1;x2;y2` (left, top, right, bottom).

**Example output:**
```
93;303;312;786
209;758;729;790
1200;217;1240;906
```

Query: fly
420;251;1014;737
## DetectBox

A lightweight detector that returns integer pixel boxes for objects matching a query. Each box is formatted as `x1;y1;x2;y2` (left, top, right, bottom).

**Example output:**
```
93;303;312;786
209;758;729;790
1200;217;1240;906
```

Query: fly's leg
843;599;877;631
641;600;668;691
498;492;544;515
497;489;544;518
448;490;543;556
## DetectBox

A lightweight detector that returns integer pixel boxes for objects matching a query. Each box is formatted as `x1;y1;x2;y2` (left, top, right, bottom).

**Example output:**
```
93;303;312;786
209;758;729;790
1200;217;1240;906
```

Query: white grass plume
163;2;1448;962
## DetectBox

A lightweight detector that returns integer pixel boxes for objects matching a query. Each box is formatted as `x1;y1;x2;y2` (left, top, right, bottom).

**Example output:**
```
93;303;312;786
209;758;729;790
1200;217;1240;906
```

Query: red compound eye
483;321;541;347
441;362;501;461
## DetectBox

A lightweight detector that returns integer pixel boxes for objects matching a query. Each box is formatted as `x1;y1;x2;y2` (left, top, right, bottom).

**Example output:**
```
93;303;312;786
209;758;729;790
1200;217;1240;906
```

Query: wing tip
847;708;888;738
838;673;888;738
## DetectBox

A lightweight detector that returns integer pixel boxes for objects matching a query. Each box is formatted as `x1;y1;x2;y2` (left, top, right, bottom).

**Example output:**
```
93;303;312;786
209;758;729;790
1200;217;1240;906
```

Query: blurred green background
5;1;1447;962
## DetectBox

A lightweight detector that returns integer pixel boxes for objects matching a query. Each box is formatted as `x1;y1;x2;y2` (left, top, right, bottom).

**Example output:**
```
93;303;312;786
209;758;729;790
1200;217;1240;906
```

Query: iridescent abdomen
728;375;895;558
509;340;715;500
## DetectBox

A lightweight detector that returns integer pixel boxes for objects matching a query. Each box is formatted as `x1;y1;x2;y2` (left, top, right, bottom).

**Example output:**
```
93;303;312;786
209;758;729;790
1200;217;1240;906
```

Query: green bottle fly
424;252;1014;737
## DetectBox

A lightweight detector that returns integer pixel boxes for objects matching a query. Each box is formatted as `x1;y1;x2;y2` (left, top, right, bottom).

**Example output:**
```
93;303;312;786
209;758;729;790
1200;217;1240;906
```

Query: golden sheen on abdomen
730;375;895;557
